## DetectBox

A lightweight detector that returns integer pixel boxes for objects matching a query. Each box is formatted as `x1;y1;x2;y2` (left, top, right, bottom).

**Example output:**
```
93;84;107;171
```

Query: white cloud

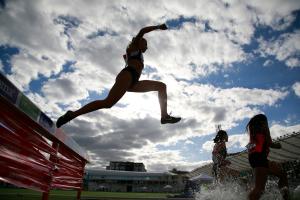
41;68;112;106
117;81;288;142
247;0;300;30
202;140;214;152
263;59;273;67
286;58;300;68
258;30;300;68
0;1;73;90
184;140;194;145
128;145;209;171
227;134;248;149
270;123;300;138
292;82;300;97
147;25;246;80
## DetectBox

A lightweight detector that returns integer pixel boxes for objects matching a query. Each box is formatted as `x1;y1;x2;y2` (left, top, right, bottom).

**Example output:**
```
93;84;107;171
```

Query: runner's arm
134;24;168;41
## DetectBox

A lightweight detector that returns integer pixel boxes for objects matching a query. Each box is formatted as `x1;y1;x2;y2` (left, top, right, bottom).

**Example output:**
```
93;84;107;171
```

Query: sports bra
124;50;144;64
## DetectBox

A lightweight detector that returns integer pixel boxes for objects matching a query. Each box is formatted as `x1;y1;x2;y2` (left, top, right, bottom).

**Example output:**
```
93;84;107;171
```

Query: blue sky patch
0;45;19;74
166;15;197;29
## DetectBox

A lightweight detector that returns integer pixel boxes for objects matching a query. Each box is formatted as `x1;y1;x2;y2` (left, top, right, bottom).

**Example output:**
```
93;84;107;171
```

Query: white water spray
195;180;286;200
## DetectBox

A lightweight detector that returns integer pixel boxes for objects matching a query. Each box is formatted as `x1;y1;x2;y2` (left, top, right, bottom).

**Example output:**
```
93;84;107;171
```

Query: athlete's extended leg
269;161;289;200
249;167;268;200
56;71;132;128
128;80;181;124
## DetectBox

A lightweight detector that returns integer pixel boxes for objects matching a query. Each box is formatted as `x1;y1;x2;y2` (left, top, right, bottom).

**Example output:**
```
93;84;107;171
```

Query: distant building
84;169;188;192
84;162;189;192
106;161;146;172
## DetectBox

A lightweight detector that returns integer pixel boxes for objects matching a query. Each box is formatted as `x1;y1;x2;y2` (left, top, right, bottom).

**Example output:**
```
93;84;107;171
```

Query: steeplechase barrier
0;73;89;200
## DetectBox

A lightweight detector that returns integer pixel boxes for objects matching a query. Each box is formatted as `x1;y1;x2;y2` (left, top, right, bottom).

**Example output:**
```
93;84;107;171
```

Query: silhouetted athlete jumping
56;24;181;128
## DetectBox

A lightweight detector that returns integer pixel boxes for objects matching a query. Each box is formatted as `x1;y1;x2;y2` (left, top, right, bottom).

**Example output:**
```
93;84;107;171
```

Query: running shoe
161;115;181;124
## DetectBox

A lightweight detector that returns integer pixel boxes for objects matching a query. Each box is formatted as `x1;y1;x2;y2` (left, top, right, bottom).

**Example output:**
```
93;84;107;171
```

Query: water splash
195;180;285;200
195;181;248;200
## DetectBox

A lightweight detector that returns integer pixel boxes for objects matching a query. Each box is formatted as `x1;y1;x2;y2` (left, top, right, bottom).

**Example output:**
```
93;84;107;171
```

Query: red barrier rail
0;73;88;200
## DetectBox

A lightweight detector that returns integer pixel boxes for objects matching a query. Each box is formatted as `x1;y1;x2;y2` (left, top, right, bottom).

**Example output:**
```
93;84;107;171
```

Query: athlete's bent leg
128;80;181;124
128;80;167;116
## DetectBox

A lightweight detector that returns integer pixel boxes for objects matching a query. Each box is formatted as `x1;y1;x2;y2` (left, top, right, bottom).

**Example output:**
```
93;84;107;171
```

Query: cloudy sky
1;0;300;172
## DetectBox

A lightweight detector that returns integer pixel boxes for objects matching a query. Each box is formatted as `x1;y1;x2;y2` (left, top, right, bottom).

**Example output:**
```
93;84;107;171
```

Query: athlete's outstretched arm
135;24;168;40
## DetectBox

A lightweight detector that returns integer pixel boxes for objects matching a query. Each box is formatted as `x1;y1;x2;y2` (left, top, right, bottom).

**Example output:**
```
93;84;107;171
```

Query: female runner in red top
247;114;289;200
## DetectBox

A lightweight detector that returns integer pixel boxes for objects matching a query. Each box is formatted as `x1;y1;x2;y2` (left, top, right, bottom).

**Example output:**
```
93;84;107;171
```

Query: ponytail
213;130;227;143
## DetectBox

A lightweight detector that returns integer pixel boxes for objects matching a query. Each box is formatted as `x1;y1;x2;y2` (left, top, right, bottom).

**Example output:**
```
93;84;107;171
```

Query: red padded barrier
0;95;88;199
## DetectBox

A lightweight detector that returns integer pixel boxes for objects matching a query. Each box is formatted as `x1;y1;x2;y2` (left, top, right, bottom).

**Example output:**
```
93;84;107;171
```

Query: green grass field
0;188;172;200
